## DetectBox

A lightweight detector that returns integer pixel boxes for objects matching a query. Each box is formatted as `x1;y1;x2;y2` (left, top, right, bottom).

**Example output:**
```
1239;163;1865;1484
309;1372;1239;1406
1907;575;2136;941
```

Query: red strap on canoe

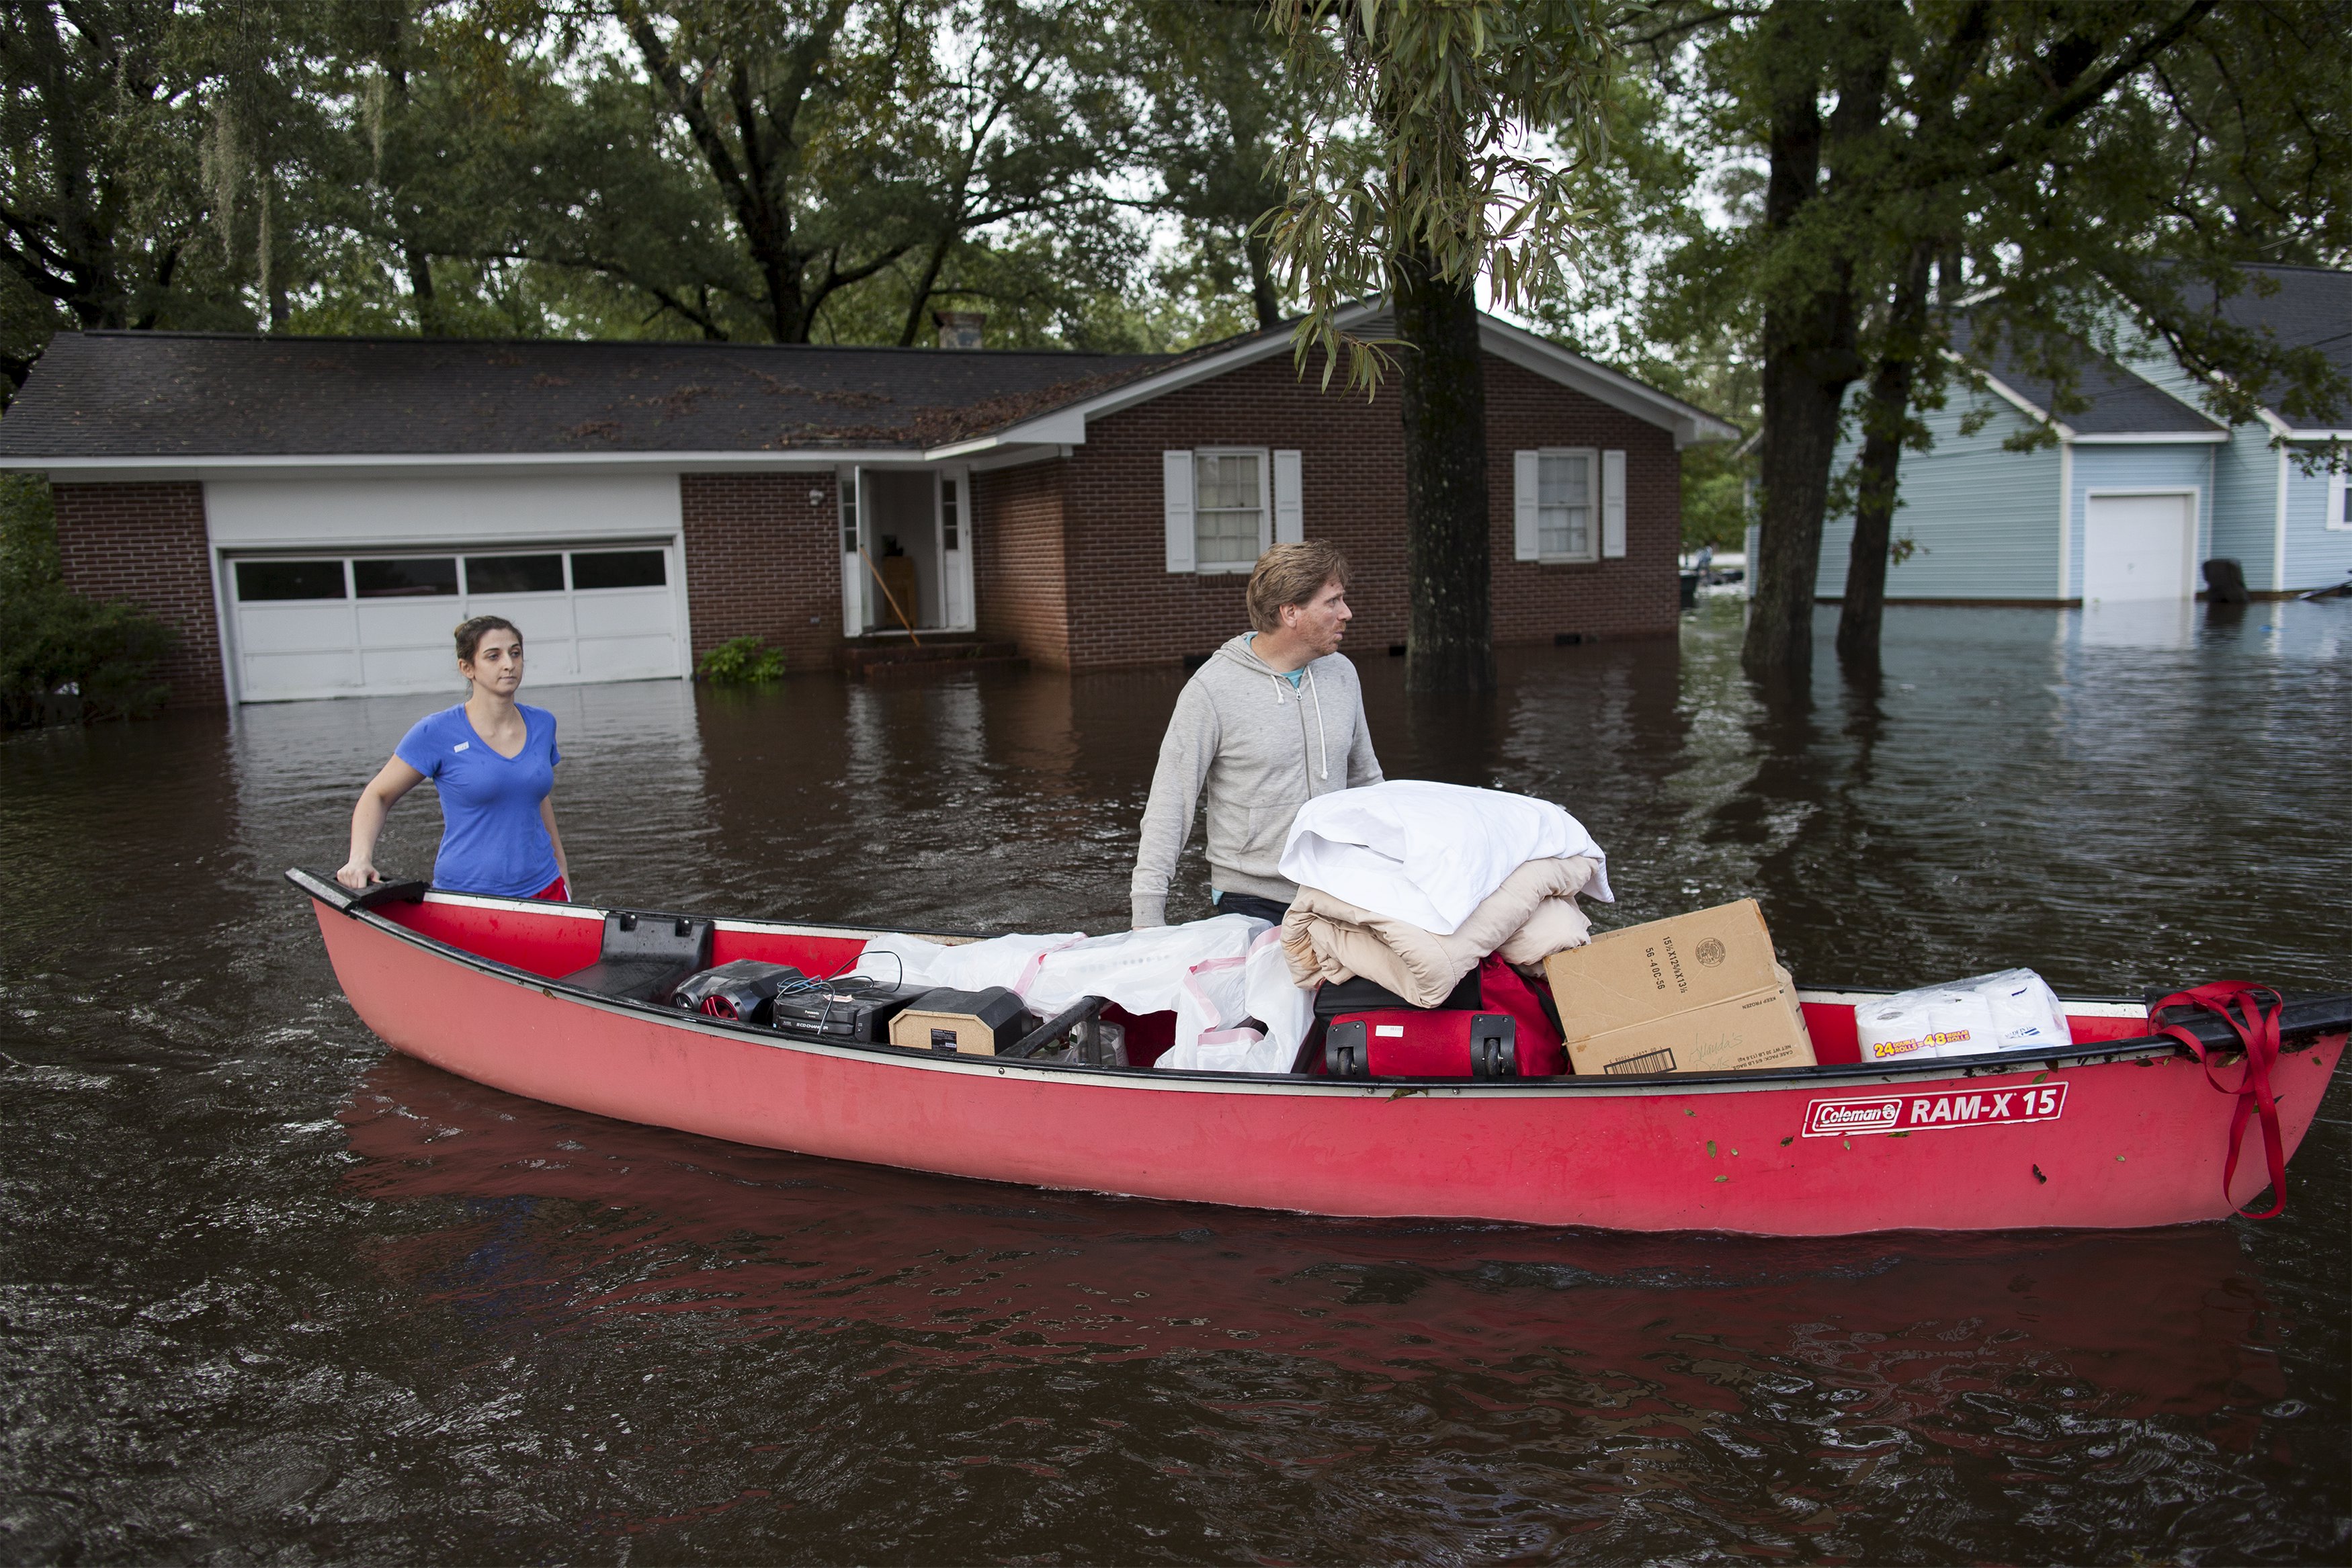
2148;982;2289;1219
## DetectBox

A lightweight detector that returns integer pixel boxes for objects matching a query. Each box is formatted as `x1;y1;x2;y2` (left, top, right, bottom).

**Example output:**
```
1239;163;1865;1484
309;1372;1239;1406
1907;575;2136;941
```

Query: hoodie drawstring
1306;666;1330;781
1265;667;1331;781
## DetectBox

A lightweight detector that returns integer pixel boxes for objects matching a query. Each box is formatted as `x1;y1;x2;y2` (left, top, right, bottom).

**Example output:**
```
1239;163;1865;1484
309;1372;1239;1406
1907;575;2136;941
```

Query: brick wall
972;460;1069;666
678;473;845;673
1484;355;1683;646
52;481;226;706
1042;352;1681;672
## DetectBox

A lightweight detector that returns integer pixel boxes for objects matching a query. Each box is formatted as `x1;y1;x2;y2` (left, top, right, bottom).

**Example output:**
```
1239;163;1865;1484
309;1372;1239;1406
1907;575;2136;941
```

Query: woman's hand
335;859;382;891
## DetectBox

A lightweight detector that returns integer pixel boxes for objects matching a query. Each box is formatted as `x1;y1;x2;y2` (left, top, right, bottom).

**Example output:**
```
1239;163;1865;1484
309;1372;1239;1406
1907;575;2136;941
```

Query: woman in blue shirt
337;616;573;900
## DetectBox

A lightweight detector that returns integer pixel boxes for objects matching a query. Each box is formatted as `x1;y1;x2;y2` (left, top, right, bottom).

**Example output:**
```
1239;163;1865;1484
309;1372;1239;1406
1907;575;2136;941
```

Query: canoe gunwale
287;867;2352;1100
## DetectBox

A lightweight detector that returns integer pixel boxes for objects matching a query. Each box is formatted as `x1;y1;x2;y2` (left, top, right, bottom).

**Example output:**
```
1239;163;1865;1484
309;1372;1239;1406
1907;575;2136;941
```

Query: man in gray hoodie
1131;541;1383;928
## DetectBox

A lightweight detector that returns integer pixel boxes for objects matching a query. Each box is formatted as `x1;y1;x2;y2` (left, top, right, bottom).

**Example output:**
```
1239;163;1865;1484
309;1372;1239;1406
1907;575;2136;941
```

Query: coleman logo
1803;1083;2067;1137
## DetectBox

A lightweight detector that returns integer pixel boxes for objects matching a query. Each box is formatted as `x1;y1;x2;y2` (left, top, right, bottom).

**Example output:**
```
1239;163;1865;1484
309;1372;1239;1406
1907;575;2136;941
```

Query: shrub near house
1;475;176;728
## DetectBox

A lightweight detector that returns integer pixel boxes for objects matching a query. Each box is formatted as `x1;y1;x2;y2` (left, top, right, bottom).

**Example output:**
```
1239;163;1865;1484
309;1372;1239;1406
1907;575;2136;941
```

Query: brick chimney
932;310;986;350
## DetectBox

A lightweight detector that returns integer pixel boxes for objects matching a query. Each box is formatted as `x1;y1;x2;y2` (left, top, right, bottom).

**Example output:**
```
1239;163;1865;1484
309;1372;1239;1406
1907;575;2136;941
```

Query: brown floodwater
3;597;2347;1563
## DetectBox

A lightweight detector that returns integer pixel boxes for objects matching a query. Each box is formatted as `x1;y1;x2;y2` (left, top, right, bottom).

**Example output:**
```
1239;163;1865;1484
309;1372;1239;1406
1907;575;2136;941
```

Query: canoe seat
559;909;714;1004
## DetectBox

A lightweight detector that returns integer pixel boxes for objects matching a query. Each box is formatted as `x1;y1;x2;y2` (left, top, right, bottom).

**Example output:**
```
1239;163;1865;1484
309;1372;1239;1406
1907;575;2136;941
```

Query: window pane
1194;453;1263;567
466;554;566;594
1195;453;1260;510
353;557;458;597
569;549;667;590
1196;508;1262;566
1538;507;1591;558
1538;454;1589;506
235;560;346;601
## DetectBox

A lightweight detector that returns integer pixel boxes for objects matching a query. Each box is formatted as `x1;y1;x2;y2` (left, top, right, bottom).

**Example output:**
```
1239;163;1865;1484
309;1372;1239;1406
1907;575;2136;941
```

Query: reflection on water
2079;598;2199;650
3;598;2347;1561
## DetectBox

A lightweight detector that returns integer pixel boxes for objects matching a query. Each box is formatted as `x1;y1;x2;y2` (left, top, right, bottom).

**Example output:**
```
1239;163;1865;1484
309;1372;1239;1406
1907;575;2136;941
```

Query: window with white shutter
1191;448;1270;572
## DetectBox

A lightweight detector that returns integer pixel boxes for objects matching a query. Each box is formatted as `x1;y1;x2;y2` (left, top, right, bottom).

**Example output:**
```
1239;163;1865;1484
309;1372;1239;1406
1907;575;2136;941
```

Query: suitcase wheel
1325;1018;1370;1079
1472;1015;1517;1080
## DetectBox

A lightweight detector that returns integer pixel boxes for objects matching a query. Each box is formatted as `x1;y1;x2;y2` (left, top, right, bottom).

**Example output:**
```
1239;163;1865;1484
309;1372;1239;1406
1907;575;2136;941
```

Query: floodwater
3;597;2347;1564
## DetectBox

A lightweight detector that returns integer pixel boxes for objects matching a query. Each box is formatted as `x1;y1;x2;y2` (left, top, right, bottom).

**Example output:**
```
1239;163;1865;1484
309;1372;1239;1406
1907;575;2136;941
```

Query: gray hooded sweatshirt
1130;633;1382;928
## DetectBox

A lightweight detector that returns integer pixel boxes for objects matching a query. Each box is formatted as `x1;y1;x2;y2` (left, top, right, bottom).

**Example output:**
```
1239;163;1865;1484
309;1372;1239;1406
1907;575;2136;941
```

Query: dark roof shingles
2171;262;2352;380
0;333;1175;458
1958;319;2224;435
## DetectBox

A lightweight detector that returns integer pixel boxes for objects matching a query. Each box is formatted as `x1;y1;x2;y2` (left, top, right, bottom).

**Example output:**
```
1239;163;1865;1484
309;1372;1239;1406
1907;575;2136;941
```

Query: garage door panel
466;594;577;640
354;599;466;648
237;604;358;655
577;634;683;682
571;589;673;636
358;646;476;691
2084;494;2193;603
243;650;364;696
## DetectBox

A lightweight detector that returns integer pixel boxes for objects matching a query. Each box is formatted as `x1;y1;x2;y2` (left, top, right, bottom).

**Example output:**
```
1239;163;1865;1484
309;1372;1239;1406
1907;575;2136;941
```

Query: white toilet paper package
1853;968;2072;1063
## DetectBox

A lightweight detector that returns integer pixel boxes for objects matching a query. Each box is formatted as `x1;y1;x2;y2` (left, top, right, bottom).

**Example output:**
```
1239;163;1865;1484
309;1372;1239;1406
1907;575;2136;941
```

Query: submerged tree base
1396;257;1496;695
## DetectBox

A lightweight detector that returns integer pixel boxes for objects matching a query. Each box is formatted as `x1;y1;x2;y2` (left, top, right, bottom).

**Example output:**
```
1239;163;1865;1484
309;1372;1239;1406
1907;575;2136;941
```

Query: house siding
678;473;843;672
50;481;228;706
2283;449;2352;591
1817;388;2062;601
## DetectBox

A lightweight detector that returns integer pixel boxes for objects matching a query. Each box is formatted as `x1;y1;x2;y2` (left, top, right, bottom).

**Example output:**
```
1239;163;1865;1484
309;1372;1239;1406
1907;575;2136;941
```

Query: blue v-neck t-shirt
394;703;562;896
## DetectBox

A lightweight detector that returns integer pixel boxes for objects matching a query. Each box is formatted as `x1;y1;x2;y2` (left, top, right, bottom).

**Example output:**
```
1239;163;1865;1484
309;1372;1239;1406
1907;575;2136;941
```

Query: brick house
0;306;1734;705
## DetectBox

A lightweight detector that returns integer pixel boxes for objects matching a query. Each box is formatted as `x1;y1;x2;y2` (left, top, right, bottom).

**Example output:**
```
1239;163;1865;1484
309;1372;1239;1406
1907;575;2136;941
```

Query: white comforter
1278;779;1613;936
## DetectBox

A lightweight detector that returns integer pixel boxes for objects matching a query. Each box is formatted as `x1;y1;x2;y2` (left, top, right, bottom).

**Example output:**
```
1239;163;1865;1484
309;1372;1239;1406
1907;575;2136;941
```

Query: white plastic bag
855;930;1086;996
1853;968;2071;1063
857;914;1309;1073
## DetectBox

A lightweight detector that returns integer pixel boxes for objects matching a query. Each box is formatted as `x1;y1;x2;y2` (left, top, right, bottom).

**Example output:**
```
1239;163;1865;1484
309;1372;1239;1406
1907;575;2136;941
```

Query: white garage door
228;544;683;702
2083;493;2195;604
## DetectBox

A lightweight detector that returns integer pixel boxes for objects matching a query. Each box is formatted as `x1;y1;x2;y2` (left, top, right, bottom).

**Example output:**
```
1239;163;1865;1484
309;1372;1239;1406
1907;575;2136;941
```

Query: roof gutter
2068;430;2230;445
0;445;1055;481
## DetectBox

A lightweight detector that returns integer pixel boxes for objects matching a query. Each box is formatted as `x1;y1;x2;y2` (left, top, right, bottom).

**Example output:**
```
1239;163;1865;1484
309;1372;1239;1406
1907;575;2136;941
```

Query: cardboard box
1542;899;1816;1076
888;986;1035;1056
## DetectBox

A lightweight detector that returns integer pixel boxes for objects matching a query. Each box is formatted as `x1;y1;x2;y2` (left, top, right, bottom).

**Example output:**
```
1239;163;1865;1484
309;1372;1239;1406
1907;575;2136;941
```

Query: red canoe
292;869;2349;1236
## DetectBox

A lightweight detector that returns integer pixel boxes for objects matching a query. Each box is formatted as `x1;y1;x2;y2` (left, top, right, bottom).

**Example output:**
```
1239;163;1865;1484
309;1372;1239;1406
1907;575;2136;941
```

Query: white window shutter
1163;450;1195;572
1513;450;1540;561
1272;449;1302;543
1601;449;1628;558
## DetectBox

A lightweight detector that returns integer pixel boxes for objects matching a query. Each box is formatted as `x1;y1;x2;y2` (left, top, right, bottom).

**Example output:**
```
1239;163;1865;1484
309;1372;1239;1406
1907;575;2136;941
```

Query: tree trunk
1245;228;1281;333
1394;249;1494;693
898;231;956;346
1741;4;1880;679
1837;243;1936;670
403;241;439;335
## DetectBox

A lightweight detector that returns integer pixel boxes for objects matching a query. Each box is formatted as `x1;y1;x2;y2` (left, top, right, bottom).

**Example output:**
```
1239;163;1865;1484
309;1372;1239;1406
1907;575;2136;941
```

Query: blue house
1815;264;2351;605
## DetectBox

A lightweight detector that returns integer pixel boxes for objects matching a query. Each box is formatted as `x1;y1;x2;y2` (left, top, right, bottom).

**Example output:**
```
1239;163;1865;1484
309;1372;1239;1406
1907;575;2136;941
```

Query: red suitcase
1325;1010;1526;1080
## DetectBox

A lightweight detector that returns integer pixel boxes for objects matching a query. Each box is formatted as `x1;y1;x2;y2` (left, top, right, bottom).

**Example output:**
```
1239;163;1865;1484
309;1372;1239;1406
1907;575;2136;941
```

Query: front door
839;468;978;635
939;468;974;631
839;466;868;636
